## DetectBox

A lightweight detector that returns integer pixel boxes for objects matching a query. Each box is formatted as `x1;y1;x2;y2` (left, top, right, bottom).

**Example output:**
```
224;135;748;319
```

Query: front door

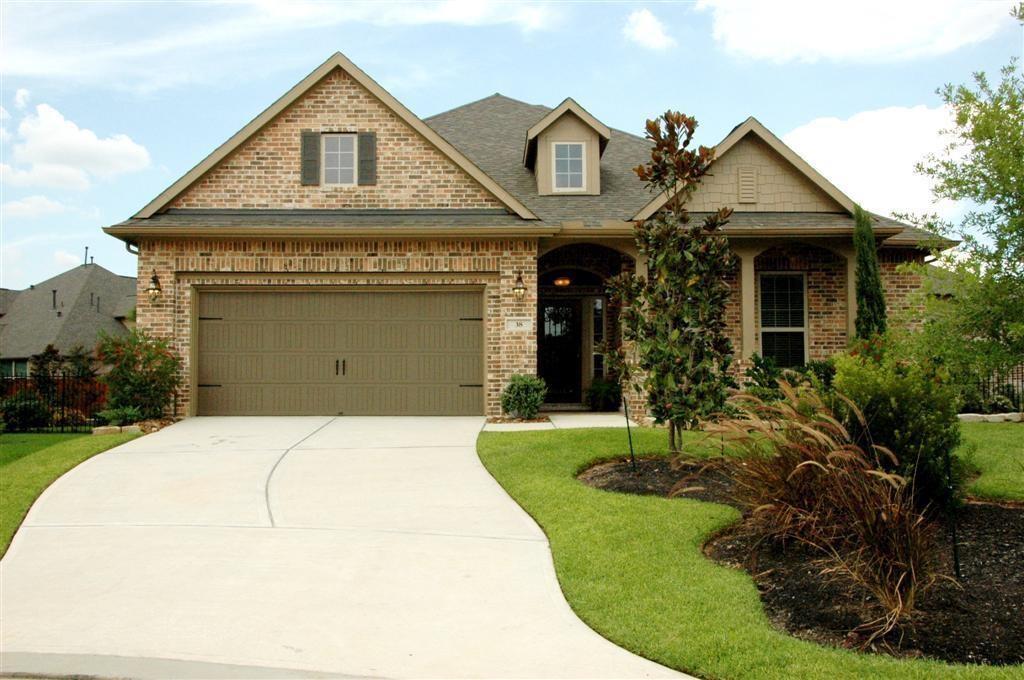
538;299;582;403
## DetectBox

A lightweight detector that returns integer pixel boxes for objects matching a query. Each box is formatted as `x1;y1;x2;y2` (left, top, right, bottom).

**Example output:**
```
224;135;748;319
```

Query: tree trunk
668;420;677;453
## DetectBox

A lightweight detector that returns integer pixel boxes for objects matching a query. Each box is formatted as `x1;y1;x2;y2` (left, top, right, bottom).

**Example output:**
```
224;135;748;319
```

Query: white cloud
2;104;150;190
53;249;82;269
14;88;31;109
696;0;1013;63
782;105;957;219
0;106;9;120
623;9;675;50
1;195;67;219
0;128;9;144
2;1;562;92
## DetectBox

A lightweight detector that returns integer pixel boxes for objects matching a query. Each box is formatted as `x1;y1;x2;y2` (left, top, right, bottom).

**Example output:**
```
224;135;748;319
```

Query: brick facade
880;248;926;323
136;237;537;417
169;68;503;211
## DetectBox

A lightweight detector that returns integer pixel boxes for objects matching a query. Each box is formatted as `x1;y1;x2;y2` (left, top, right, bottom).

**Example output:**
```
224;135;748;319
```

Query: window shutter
358;132;377;186
300;131;320;186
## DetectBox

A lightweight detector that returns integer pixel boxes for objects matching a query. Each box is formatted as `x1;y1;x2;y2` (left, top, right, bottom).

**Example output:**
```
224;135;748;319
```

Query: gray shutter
300;131;320;186
358;132;377;186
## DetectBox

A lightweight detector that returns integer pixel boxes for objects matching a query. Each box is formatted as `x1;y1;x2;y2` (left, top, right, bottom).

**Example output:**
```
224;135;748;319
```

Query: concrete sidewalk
1;416;682;679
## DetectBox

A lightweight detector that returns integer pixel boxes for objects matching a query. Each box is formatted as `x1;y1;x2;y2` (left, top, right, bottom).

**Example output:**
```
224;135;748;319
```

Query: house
103;52;937;418
0;263;137;377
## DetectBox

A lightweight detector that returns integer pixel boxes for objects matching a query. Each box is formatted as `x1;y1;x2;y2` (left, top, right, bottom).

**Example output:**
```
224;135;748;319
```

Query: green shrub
0;390;51;431
96;329;182;419
833;350;962;512
801;358;836;390
585;377;622;412
97;405;143;426
501;375;547;419
743;353;783;401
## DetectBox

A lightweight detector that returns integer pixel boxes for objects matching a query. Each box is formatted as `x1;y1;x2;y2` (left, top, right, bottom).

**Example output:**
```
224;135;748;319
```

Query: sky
1;0;1021;289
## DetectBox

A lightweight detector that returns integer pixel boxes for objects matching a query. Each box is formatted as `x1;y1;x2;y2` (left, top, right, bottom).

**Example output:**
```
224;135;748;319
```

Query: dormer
523;98;610;196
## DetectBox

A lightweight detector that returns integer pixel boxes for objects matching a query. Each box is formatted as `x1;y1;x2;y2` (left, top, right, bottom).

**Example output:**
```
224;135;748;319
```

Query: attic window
553;142;585;191
323;134;357;185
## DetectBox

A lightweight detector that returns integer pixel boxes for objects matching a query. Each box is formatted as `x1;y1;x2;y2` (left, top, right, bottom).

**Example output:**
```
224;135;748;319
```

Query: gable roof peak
131;51;537;221
523;97;611;169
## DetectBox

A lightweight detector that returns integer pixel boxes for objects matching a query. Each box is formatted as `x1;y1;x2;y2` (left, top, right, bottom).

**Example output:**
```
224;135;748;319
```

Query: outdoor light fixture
512;272;526;301
146;271;163;302
553;276;572;287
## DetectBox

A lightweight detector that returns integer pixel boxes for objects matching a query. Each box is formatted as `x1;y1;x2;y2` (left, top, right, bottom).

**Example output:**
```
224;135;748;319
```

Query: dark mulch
578;457;1024;666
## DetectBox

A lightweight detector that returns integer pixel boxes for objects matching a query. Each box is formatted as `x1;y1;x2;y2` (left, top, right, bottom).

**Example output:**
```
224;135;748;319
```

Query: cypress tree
853;204;887;339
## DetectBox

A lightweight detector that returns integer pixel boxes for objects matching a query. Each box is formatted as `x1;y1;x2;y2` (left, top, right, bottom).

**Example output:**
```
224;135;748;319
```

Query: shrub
96;329;181;419
0;390;51;431
52;408;88;427
98;405;143;426
833;349;962;512
585;377;622;412
706;383;940;643
501;375;547;419
743;353;783;402
801;359;836;390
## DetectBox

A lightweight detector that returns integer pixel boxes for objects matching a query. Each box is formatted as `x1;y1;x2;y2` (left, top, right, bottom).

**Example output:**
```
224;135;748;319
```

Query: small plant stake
943;445;962;579
623;391;637;472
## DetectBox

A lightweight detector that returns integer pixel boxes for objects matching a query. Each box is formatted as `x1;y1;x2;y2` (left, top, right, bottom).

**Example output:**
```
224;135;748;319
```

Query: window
759;273;806;368
553;142;584;191
323;134;357;186
1;359;28;378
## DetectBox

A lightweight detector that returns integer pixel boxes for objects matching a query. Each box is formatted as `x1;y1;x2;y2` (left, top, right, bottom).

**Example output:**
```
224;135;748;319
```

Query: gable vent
738;166;757;204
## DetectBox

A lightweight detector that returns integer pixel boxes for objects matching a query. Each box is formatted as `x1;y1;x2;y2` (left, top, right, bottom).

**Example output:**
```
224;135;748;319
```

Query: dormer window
553;143;585;192
323;133;357;185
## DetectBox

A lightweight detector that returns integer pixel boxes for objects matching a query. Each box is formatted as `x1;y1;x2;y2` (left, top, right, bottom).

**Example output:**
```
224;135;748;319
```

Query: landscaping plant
97;405;143;426
853;205;887;340
585;377;622;412
500;374;547;419
96;329;182;419
0;390;51;432
833;343;963;513
607;110;735;452
706;382;941;644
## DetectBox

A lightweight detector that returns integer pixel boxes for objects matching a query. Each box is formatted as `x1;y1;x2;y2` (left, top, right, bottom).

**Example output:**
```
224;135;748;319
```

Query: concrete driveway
1;417;681;679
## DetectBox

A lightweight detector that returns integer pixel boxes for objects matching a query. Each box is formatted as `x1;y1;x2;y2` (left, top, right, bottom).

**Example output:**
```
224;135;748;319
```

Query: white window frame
321;133;358;187
758;271;809;366
551;141;586;193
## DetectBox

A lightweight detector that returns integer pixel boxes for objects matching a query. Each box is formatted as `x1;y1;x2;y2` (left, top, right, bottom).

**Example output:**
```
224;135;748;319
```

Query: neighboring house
0;264;137;377
103;52;940;418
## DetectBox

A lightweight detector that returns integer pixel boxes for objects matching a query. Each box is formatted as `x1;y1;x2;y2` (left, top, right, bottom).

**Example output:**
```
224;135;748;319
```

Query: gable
688;132;846;213
169;67;508;212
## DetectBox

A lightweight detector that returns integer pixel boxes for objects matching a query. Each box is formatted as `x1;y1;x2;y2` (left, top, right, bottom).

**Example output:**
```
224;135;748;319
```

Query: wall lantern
553;276;572;287
512;272;527;301
146;271;163;302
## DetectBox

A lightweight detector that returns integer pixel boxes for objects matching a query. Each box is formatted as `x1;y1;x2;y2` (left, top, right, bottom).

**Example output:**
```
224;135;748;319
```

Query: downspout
124;240;140;255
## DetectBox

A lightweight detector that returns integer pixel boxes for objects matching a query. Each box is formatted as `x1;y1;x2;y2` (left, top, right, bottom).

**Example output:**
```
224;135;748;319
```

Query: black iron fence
961;364;1024;413
0;374;108;432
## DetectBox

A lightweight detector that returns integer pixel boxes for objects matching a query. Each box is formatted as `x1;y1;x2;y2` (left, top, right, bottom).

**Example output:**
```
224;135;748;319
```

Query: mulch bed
578;456;1024;666
485;416;551;424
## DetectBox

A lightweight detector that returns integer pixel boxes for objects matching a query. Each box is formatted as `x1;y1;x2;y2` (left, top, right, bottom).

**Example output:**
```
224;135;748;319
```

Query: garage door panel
197;290;484;416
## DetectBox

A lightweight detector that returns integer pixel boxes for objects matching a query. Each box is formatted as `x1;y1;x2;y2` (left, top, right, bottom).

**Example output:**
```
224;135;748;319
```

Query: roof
632;116;855;220
0;289;21;317
132;53;537;221
0;264;136;359
427;94;654;228
523;97;611;168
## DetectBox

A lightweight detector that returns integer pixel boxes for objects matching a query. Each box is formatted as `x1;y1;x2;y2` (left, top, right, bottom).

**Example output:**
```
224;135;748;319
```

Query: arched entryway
537;244;634;406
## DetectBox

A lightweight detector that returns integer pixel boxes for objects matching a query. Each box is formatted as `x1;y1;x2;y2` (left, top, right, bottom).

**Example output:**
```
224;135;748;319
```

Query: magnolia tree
607;111;735;452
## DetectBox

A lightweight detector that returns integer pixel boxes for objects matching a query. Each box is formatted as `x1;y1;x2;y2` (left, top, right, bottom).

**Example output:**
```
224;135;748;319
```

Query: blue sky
1;0;1021;289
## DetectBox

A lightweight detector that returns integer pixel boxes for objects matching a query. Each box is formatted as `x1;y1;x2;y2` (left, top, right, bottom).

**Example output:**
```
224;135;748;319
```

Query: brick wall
136;237;537;417
168;68;503;211
880;248;926;324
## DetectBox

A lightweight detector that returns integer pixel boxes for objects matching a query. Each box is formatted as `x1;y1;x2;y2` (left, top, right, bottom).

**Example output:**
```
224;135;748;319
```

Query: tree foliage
96;328;181;419
853;205;887;339
607;111;735;450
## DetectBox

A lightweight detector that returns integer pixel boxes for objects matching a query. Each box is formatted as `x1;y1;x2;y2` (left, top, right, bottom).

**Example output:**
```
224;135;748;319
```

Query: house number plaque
504;317;532;332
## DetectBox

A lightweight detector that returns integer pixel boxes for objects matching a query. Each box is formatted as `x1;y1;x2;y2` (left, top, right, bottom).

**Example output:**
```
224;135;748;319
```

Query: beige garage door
196;290;484;416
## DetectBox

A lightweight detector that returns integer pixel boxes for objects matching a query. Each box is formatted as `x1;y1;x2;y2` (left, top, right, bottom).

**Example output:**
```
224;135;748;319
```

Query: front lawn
1;432;139;556
477;424;1022;680
962;422;1024;501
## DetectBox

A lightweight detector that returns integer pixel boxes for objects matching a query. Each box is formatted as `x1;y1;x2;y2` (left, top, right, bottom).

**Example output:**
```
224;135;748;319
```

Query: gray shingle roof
426;94;653;227
0;264;136;360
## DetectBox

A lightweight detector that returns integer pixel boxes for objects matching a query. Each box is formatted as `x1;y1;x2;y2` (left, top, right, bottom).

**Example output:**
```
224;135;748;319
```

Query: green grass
477;426;1023;680
1;431;138;556
960;422;1024;501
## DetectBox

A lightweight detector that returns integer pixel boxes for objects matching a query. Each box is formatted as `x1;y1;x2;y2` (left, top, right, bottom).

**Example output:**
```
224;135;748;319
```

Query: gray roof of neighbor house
0;264;136;360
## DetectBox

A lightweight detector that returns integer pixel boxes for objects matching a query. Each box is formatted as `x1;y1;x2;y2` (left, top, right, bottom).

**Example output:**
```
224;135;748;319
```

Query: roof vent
738;166;757;204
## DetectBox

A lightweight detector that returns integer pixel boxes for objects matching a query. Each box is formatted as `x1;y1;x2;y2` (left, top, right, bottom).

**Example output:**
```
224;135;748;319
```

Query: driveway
1;417;681;679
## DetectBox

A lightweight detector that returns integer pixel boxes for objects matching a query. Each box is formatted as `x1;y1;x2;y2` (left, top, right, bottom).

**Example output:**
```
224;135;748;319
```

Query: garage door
196;290;484;416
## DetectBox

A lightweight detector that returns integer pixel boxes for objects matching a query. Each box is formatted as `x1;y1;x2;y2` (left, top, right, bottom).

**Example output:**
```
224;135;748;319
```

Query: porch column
838;245;857;340
735;247;758;359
